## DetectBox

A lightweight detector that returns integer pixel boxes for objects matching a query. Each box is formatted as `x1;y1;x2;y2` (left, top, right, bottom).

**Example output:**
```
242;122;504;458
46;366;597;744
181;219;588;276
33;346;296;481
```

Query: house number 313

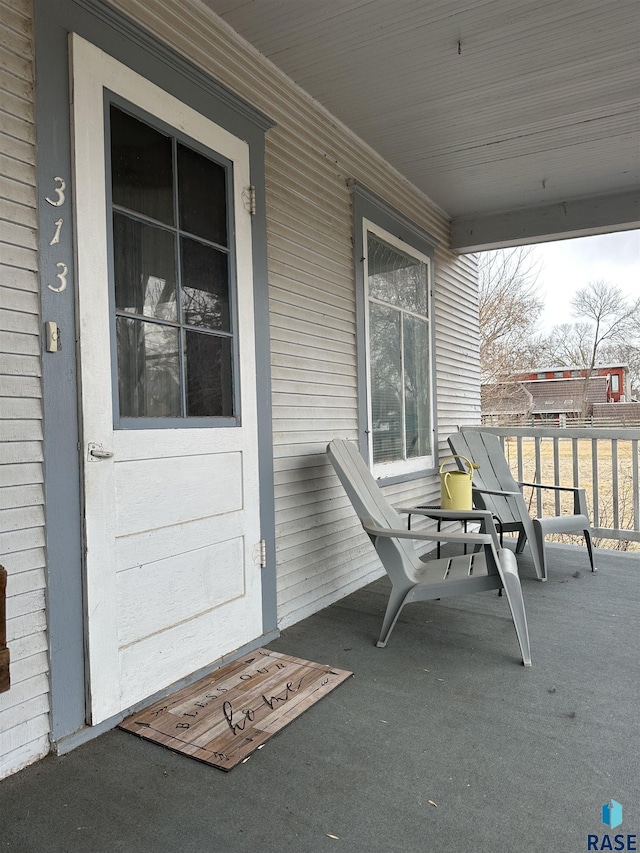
45;177;69;294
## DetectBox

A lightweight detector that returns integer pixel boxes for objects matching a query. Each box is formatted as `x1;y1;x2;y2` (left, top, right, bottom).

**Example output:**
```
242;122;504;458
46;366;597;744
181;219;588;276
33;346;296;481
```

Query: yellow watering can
439;454;478;511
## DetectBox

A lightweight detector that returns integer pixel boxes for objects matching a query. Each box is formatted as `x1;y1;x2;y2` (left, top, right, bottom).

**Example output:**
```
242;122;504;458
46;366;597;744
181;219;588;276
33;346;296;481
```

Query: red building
510;364;629;403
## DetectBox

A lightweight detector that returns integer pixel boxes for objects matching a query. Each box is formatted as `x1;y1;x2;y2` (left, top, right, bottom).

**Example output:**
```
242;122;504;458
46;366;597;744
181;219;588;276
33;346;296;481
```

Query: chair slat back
327;440;419;580
449;431;523;525
328;439;403;529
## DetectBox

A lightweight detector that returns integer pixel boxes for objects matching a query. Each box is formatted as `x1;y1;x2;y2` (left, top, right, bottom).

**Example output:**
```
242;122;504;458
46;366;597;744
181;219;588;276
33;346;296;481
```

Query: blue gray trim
35;5;85;742
50;629;280;755
352;182;439;476
71;0;274;132
35;0;277;743
350;181;440;252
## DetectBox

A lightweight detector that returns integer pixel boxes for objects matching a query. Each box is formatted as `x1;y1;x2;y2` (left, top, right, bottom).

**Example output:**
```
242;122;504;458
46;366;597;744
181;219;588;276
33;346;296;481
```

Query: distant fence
482;412;640;429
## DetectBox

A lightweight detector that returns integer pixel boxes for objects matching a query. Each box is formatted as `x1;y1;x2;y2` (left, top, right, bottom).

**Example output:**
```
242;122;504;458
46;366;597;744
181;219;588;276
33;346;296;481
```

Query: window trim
105;92;241;429
352;183;439;481
363;220;434;478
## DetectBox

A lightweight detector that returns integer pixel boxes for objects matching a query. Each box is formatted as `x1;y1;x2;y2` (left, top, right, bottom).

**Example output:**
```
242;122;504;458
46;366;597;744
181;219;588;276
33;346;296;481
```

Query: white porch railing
464;426;640;547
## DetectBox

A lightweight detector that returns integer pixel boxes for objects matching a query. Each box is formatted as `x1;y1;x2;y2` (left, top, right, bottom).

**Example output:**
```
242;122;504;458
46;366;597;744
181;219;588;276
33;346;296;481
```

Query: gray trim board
451;189;640;252
50;629;280;755
73;0;274;132
35;4;85;743
35;0;277;744
349;180;440;250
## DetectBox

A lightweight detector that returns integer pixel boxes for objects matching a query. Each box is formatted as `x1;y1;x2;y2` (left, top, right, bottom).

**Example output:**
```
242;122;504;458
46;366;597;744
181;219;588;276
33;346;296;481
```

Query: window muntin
109;104;236;423
365;225;433;475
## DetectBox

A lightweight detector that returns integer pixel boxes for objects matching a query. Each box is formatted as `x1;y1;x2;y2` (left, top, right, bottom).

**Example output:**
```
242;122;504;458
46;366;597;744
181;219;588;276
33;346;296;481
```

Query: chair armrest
361;521;493;549
517;482;589;516
519;481;578;493
472;486;521;498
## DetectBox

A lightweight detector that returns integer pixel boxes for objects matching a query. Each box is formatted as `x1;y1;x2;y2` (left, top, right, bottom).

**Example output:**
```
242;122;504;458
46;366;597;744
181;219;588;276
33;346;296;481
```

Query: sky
530;230;640;332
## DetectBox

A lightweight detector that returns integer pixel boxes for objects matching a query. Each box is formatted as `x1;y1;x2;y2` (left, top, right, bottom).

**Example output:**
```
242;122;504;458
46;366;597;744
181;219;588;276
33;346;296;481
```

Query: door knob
88;443;114;460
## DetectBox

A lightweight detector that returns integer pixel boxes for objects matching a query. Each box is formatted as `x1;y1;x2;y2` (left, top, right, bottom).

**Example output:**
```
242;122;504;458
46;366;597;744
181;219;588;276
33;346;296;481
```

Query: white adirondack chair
327;439;531;666
449;430;596;581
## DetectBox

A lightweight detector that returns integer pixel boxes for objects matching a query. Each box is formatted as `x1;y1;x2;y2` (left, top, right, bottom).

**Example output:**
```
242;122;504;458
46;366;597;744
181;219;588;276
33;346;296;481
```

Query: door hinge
242;185;256;216
254;539;267;568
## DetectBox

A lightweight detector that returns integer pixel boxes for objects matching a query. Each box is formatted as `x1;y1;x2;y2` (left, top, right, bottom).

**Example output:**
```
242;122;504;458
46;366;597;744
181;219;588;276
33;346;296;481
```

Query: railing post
592;438;599;529
611;439;619;531
553;437;560;516
534;438;542;516
633;439;639;533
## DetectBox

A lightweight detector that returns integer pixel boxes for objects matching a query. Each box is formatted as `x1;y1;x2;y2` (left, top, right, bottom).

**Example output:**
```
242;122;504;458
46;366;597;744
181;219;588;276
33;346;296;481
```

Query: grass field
502;437;640;552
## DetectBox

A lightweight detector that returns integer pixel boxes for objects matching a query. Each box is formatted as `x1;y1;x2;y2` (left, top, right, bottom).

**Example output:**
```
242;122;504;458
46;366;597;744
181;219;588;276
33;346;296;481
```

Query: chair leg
584;529;597;572
515;530;527;553
498;561;532;667
376;584;413;648
531;519;548;582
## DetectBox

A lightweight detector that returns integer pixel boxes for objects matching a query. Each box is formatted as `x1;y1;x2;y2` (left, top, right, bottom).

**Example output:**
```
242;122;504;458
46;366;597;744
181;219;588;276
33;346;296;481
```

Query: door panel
113;452;244;536
116;536;246;647
71;35;262;724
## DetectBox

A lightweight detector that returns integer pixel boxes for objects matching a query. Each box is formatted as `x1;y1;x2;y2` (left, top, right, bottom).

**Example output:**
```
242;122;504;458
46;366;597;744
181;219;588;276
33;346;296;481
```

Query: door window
110;105;236;423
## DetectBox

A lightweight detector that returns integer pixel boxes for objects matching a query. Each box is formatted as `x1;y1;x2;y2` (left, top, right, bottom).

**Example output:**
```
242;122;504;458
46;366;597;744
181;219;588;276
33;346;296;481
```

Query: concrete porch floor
0;542;638;853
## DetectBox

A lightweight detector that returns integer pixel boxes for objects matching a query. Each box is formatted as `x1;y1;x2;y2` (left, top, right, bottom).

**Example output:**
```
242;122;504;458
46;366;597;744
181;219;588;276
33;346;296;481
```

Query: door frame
35;0;277;750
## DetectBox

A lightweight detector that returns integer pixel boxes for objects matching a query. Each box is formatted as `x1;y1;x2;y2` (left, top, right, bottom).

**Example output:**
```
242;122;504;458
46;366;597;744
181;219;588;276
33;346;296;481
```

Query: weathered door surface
71;35;263;723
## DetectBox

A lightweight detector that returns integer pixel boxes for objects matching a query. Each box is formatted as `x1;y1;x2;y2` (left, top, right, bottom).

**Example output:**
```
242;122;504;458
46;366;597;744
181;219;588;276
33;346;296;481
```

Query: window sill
375;467;437;487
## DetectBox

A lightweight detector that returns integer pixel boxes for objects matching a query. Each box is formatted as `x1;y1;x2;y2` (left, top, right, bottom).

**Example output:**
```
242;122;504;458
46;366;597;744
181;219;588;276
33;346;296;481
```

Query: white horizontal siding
106;0;481;628
0;0;50;781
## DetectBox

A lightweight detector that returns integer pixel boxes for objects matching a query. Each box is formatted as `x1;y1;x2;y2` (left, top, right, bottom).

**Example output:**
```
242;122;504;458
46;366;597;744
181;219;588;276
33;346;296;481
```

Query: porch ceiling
204;0;640;251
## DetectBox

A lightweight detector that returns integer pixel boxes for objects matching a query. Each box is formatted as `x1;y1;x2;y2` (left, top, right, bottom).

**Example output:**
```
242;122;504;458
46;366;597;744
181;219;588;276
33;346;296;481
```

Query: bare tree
570;280;640;372
544;321;595;367
478;247;544;385
544;280;640;414
543;284;640;371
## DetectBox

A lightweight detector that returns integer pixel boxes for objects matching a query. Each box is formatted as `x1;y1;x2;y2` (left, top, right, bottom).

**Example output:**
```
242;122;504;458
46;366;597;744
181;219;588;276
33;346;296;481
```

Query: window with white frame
363;220;434;477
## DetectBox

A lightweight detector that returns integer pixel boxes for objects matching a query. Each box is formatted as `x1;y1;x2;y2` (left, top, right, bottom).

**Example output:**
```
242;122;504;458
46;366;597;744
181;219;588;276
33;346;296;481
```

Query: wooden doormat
119;649;352;771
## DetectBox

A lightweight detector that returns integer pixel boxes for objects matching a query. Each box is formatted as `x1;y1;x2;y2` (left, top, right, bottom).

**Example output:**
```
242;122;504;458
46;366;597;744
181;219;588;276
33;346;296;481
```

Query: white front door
70;35;263;724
